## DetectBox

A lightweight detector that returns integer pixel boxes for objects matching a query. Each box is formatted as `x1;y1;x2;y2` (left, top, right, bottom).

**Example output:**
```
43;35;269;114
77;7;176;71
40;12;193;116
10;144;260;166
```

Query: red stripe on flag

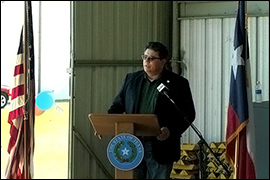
8;106;24;123
11;84;24;100
238;128;256;179
7;107;24;154
226;105;240;141
14;63;24;76
8;125;19;154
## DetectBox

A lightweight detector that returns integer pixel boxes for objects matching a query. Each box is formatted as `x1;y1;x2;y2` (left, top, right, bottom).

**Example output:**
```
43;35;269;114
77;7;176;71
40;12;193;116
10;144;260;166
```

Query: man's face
142;49;166;77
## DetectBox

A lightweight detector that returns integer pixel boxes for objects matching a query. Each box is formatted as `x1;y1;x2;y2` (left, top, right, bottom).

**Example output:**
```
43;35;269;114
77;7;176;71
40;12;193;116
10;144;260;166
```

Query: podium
88;113;160;179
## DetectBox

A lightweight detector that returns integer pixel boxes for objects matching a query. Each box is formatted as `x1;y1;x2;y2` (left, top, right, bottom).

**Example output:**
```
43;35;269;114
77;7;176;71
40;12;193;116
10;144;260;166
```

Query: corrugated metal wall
178;1;269;145
73;1;172;61
70;1;172;179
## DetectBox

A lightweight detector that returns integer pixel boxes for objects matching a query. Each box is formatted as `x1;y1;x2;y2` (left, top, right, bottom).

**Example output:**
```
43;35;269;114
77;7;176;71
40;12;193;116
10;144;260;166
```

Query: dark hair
144;41;169;60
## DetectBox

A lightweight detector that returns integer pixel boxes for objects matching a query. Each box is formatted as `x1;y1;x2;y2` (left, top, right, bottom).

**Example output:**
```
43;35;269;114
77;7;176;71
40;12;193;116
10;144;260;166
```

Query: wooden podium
88;113;160;179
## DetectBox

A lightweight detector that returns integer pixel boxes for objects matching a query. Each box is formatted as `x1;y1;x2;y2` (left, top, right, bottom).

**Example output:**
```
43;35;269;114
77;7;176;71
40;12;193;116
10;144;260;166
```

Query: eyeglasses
141;55;161;62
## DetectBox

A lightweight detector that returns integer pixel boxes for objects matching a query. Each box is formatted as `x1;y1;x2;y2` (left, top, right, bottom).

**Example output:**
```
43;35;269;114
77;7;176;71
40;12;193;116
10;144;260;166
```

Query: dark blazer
108;69;196;164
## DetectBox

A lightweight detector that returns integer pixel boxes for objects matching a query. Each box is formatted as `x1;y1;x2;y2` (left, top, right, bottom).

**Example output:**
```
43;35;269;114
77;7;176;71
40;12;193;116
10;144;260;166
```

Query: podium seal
107;133;144;171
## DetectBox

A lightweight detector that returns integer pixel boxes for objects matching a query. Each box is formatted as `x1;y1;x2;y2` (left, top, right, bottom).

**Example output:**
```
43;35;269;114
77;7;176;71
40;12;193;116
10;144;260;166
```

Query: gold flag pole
234;134;240;179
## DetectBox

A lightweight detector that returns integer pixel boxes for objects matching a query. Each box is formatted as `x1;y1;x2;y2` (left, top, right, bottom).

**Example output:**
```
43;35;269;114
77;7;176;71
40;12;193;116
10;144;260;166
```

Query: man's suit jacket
108;68;196;164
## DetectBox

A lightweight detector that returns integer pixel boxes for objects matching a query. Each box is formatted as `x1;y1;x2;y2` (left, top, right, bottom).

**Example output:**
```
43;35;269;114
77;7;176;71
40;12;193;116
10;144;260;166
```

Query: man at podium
108;41;196;179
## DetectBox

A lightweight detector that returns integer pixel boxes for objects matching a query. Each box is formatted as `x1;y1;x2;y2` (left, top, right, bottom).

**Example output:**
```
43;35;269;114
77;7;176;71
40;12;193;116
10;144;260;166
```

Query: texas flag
226;1;256;179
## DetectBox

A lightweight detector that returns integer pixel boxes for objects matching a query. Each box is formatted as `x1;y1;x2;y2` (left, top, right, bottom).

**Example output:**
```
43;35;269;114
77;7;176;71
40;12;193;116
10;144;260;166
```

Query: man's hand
156;127;170;141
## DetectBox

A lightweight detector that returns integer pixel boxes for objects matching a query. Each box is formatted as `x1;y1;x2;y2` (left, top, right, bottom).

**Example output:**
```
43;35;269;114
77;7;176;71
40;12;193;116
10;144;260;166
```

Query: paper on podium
88;113;161;137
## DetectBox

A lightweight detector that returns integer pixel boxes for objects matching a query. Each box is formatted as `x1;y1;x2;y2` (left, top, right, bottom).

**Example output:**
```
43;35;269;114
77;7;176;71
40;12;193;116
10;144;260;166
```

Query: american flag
226;1;256;179
5;1;35;179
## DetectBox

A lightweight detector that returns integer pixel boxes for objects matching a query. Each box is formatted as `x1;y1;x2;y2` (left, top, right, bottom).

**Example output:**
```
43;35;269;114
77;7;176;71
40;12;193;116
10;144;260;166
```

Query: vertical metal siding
74;1;172;61
179;15;269;145
243;17;269;102
180;19;207;144
257;17;269;100
204;19;223;143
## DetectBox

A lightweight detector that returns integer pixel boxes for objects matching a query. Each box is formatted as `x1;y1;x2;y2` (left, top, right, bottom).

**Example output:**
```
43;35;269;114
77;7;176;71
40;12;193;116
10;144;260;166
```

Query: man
108;41;196;179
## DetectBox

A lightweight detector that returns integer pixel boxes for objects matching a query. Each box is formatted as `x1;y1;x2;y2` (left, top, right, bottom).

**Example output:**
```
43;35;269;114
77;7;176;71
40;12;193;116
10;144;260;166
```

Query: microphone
157;82;192;124
157;83;169;96
157;83;176;104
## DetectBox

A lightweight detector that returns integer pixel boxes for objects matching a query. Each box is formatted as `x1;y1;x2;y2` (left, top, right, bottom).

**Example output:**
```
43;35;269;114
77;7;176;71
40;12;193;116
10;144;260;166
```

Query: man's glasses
141;55;161;62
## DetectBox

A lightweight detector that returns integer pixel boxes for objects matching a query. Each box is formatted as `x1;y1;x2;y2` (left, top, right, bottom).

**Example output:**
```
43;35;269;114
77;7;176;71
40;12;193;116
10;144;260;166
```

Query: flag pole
234;134;240;179
24;1;30;179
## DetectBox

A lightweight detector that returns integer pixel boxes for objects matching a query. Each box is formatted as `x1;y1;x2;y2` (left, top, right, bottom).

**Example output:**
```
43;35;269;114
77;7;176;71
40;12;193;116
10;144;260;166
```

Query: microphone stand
160;90;231;179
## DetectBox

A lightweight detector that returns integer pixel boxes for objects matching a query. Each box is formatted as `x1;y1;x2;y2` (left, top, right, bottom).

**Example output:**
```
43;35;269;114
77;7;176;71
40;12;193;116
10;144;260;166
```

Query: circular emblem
107;133;144;171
